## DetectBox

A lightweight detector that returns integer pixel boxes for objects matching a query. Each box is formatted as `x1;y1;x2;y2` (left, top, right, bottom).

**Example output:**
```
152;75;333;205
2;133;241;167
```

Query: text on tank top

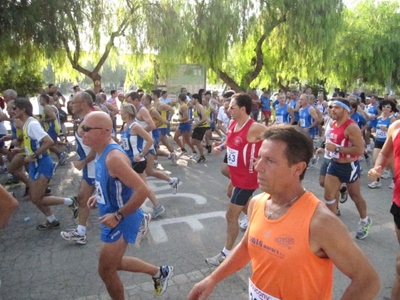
248;192;333;299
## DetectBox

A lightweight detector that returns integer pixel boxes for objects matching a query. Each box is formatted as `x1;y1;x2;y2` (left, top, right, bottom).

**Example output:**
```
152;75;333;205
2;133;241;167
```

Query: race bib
95;181;106;204
227;147;238;167
249;278;280;300
299;118;305;127
376;129;387;140
121;137;130;151
276;115;283;124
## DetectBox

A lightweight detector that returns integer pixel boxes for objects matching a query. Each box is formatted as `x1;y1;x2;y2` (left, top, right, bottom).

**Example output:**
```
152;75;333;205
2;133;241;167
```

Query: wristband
219;145;225;150
114;211;124;222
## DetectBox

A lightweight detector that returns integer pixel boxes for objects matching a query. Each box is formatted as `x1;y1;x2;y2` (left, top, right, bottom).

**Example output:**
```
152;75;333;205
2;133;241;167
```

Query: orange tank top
248;191;333;299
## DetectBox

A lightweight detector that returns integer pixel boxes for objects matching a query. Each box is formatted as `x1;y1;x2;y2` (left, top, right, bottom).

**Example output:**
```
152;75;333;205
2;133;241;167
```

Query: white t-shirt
217;106;230;131
27;118;48;141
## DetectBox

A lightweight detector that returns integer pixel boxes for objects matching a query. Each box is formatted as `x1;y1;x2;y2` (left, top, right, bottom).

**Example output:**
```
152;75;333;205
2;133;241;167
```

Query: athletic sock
222;247;231;256
153;268;161;278
77;225;86;236
361;217;369;223
47;215;56;223
64;198;73;206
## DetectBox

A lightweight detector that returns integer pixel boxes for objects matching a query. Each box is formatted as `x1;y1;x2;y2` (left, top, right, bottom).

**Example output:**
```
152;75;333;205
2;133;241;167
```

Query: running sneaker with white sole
60;229;87;245
339;186;348;203
356;217;372;240
381;169;391;179
390;180;395;189
169;153;178;166
153;266;173;296
152;205;166;219
368;181;382;189
36;220;60;231
190;153;199;160
69;196;79;218
239;214;249;230
205;252;226;267
135;213;151;244
59;152;67;165
170;177;180;195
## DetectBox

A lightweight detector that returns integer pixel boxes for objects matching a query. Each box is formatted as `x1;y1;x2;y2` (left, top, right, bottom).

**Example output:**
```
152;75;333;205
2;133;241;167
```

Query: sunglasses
12;107;18;110
382;105;392;109
81;125;109;132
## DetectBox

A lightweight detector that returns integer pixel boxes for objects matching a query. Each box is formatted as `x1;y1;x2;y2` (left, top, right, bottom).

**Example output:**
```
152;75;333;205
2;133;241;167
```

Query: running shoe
339;186;348;203
180;148;187;153
69;196;79;218
381;169;391;179
60;229;87;245
137;213;151;241
197;156;206;163
390;180;395;189
59;152;67;165
190;153;198;160
0;166;7;174
356;217;372;240
169;177;180;195
239;214;249;230
368;181;382;189
170;153;178;166
4;178;21;187
36;220;60;231
205;252;226;267
153;266;173;296
152;205;166;219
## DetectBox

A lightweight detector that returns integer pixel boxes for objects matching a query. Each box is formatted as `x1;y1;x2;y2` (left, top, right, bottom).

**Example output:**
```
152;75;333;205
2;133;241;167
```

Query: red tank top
226;118;261;189
248;192;333;299
329;119;358;159
393;132;400;206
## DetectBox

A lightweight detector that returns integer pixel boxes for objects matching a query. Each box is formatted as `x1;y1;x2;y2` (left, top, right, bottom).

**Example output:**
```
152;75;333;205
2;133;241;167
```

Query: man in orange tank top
188;125;380;300
324;99;372;240
369;119;400;299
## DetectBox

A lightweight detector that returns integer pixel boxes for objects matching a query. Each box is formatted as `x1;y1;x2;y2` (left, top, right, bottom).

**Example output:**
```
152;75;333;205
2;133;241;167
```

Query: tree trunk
90;73;102;93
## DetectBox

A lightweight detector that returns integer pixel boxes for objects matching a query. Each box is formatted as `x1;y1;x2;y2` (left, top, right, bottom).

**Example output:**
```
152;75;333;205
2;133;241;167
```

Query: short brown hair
263;125;313;180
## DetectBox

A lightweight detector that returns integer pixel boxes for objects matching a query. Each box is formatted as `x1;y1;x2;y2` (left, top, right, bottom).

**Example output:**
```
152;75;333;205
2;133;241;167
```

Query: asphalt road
0;137;396;300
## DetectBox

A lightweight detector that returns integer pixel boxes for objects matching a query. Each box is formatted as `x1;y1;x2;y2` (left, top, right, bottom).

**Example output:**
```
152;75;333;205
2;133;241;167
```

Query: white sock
64;198;73;206
169;178;174;184
222;247;231;256
361;217;369;223
47;215;56;223
77;225;86;236
153;267;161;278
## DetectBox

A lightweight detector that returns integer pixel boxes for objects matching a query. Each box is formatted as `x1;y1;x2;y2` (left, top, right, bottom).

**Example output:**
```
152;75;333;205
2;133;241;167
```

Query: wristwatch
114;211;124;222
32;153;38;159
139;152;145;157
334;146;340;154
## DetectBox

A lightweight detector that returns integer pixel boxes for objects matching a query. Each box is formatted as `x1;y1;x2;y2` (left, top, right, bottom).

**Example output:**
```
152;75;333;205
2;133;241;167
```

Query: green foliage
327;0;400;89
0;62;44;97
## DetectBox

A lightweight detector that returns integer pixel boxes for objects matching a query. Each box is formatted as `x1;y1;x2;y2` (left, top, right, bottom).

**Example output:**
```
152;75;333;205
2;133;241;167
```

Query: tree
177;0;343;92
326;0;400;90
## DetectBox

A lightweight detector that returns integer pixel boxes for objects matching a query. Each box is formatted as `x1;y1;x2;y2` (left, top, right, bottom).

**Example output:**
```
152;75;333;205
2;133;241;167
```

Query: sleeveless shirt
248;192;333;299
226;118;261;189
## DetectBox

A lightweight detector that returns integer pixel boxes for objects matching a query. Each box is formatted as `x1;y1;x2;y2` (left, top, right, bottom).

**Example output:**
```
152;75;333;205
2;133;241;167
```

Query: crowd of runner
0;84;398;299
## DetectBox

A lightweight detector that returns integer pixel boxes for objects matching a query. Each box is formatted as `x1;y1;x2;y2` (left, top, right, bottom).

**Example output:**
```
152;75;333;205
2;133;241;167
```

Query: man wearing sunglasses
84;111;173;298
